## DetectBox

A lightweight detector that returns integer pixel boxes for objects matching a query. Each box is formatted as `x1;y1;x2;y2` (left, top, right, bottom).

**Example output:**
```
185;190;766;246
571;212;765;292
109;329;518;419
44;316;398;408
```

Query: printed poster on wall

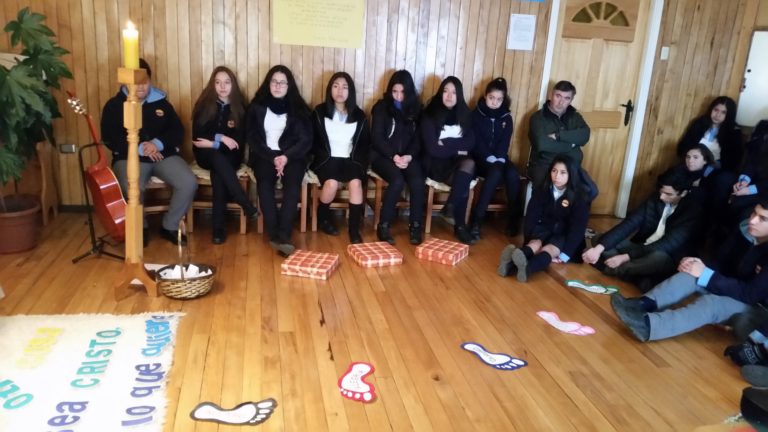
507;14;537;51
273;0;364;49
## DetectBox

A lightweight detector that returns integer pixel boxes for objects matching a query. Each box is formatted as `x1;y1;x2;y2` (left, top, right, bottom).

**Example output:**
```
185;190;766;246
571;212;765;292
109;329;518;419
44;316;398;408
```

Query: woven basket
155;221;216;299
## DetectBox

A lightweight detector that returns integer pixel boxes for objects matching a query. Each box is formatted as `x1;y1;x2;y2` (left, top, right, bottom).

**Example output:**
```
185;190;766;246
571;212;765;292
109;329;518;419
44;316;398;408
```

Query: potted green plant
0;7;72;253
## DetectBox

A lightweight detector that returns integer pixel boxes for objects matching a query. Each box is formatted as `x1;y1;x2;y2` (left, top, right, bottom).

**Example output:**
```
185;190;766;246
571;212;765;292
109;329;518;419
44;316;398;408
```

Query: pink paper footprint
338;362;376;403
537;311;595;336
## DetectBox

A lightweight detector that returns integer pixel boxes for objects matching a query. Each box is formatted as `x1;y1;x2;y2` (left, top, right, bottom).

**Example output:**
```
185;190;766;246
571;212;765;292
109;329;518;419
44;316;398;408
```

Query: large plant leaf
21;45;72;89
4;8;54;52
0;145;25;186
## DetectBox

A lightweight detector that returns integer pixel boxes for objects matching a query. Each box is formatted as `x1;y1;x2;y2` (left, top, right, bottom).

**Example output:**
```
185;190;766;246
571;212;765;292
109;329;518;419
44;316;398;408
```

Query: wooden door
549;0;651;214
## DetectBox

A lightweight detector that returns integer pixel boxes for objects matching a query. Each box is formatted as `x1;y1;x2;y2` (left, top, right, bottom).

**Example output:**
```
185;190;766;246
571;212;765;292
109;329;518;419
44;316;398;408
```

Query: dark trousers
194;149;251;232
253;157;305;242
472;160;520;222
371;157;425;225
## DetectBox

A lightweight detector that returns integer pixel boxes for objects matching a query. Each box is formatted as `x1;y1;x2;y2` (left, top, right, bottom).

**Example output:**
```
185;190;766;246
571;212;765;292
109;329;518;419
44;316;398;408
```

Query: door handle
620;99;634;126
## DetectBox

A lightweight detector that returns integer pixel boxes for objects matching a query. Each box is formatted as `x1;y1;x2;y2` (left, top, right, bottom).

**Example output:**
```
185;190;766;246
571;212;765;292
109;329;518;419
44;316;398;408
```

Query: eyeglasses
270;80;288;87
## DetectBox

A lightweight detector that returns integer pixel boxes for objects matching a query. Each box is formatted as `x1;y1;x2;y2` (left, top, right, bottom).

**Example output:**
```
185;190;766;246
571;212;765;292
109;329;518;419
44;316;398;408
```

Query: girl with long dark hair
370;70;425;245
247;65;312;256
192;66;258;244
311;72;371;244
420;76;476;244
498;154;590;282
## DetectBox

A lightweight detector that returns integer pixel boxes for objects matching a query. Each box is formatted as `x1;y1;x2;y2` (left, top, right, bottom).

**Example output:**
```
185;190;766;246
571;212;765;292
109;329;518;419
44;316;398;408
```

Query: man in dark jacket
527;80;590;187
101;58;197;245
609;200;768;342
582;168;701;284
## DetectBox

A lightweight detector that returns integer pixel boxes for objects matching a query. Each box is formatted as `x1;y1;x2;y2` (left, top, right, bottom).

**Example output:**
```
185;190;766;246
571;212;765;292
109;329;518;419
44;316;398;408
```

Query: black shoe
469;222;481;241
318;219;339;236
376;222;395;245
159;227;187;246
212;229;226;245
610;293;650;341
143;227;150;248
497;245;517;277
349;230;363;244
742;365;768;387
454;225;476;245
270;240;296;257
409;222;423;245
511;248;529;282
246;206;260;220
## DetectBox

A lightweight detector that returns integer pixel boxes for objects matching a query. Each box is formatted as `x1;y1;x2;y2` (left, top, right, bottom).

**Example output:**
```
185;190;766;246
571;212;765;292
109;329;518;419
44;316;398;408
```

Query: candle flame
126;20;136;31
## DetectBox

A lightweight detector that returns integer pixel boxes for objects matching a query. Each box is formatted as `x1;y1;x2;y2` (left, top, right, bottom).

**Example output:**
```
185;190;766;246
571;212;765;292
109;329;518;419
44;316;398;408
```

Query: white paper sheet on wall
507;14;536;51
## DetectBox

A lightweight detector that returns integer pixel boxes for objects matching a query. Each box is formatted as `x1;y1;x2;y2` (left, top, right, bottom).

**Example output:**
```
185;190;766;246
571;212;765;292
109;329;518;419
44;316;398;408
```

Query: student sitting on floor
728;120;768;229
582;168;701;290
497;154;590;282
610;201;768;343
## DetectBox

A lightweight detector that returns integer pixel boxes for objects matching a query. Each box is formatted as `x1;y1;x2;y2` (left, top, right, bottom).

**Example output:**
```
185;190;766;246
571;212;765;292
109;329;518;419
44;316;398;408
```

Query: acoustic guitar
66;92;126;242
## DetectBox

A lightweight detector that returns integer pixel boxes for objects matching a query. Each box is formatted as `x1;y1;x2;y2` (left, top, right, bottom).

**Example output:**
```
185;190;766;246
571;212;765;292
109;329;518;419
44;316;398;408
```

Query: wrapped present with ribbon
415;238;469;266
347;242;404;268
281;250;340;280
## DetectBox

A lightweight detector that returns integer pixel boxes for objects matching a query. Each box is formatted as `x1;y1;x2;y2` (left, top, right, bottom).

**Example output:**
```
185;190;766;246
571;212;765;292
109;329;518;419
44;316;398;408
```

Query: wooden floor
0;212;747;431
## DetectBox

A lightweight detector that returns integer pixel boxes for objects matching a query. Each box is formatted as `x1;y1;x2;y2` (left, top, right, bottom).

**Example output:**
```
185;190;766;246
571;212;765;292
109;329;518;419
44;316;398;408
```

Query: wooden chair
424;177;478;234
367;169;410;227
186;162;252;235
256;172;310;234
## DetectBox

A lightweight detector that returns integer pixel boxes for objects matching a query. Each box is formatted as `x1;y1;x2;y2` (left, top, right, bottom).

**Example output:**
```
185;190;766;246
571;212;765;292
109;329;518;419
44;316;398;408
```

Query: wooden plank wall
628;0;759;209
0;0;551;206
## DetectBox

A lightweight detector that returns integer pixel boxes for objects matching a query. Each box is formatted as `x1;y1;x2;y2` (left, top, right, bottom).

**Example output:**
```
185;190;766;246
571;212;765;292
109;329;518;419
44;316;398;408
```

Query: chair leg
465;188;474;226
300;181;308;233
425;186;435;234
374;178;384;227
311;184;320;232
187;207;195;233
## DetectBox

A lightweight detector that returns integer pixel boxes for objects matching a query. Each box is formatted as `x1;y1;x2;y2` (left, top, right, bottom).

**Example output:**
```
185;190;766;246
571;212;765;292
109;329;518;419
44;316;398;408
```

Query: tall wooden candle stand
113;67;157;298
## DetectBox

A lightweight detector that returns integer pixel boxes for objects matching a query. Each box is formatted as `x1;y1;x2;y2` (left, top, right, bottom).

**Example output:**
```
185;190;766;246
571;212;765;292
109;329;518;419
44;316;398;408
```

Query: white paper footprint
461;342;527;370
190;398;277;425
537;311;595;336
566;279;618;295
338;362;376;403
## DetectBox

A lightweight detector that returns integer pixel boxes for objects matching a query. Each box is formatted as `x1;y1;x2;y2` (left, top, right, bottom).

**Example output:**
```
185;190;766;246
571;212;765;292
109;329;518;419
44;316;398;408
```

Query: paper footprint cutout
566;279;619;295
338;362;376;403
537;311;595;336
190;398;277;425
461;342;528;371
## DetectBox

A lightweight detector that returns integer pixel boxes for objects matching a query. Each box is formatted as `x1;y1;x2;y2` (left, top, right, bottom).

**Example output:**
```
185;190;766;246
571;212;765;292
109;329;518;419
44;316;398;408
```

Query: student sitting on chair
311;72;371;244
497;154;590;282
468;77;521;240
582;168;702;290
192;66;259;245
420;76;476;245
101;58;197;246
370;70;425;245
247;65;312;256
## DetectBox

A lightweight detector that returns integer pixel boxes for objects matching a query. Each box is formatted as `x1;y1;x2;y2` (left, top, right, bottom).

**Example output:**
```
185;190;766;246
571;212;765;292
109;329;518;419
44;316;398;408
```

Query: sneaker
376;222;395;245
497;245;517;277
270;241;296;257
409;222;423;245
511;248;528;282
610;293;650;341
159;227;187;246
454;225;476;245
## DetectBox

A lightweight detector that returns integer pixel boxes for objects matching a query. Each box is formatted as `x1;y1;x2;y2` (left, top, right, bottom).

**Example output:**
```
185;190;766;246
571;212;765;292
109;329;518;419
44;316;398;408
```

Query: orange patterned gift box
281;250;340;280
347;242;404;268
415;238;469;266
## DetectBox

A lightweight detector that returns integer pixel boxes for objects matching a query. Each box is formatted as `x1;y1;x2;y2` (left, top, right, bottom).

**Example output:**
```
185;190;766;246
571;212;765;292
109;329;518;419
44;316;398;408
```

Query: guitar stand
72;143;124;264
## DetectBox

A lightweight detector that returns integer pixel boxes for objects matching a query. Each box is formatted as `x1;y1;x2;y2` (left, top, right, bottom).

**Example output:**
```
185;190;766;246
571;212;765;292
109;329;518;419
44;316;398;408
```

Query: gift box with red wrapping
281;250;340;280
347;242;404;268
415;238;469;266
